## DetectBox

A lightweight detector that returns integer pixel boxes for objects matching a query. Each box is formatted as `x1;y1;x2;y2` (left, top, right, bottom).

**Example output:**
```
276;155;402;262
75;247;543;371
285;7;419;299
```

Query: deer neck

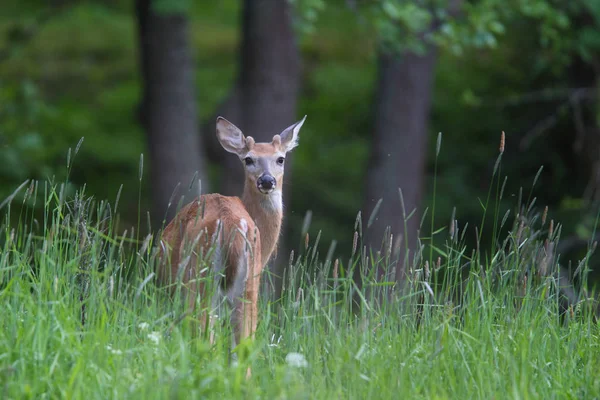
241;186;283;265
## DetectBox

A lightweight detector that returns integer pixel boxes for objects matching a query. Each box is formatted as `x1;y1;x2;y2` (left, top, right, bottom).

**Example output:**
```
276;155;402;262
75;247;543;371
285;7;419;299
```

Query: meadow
1;138;599;400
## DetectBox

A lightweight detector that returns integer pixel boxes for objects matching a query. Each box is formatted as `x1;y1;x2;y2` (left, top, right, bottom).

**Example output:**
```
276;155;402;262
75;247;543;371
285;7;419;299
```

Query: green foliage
572;0;600;63
0;81;56;189
0;0;599;271
289;0;326;35
1;157;599;398
292;0;581;61
152;0;192;15
0;3;146;218
289;61;374;251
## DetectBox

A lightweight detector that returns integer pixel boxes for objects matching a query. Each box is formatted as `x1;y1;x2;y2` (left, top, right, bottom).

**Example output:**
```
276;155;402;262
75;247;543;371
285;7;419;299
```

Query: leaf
151;0;191;15
382;1;401;20
489;21;505;35
430;244;448;258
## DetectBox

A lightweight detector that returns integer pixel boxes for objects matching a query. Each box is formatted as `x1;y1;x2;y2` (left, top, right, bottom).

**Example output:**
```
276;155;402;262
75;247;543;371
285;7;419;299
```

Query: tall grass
1;137;599;399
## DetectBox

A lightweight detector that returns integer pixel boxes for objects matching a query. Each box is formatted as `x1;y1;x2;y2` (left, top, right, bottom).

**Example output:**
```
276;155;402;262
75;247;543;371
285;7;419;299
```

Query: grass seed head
542;206;548;226
333;259;339;280
516;220;524;244
352;231;358;258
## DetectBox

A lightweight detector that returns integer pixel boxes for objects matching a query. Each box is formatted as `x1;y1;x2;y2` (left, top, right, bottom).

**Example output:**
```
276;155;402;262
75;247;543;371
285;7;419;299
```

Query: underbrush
1;138;599;399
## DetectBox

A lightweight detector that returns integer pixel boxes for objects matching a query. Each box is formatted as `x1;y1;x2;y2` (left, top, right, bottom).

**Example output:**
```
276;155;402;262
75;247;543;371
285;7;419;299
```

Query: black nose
257;175;276;190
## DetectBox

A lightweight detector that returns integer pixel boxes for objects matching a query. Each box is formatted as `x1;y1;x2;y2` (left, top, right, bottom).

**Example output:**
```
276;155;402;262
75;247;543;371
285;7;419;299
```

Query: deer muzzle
257;174;276;194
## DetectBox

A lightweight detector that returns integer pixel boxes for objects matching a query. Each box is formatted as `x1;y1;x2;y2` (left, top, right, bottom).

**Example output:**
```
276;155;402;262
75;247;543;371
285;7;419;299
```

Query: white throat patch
260;191;283;212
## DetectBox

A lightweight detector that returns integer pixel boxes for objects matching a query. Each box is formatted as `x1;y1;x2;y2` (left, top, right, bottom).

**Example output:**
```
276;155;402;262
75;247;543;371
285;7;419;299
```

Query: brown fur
156;115;306;378
158;193;263;344
156;186;284;341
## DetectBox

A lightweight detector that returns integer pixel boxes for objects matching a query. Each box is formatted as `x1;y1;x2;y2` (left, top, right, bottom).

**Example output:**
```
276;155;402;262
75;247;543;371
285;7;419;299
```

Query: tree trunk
359;0;464;298
360;48;438;288
136;0;207;228
206;0;300;298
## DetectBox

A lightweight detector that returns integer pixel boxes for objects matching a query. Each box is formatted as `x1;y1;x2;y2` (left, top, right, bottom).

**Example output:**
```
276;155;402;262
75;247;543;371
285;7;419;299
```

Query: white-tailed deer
157;115;306;351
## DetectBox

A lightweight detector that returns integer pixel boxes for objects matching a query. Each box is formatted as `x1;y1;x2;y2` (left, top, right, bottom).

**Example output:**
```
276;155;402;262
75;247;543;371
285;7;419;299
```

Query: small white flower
285;352;308;368
147;331;161;346
106;345;123;355
138;322;150;330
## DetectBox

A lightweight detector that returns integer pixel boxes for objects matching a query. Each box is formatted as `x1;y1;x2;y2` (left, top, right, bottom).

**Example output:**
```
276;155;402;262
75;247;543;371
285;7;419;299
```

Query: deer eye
276;157;285;165
244;157;254;166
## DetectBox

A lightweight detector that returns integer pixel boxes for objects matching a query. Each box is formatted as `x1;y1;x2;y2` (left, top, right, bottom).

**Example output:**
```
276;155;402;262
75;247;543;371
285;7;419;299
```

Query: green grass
1;141;600;400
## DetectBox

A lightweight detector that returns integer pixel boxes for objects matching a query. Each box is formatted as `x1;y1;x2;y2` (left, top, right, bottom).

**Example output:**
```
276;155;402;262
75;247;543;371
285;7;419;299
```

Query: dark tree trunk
361;49;438;287
214;0;300;196
136;0;207;228
359;0;463;296
205;0;300;298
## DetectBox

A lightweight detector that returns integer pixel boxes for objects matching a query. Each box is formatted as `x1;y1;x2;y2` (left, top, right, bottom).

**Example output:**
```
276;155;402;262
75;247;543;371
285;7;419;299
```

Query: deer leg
229;245;261;379
240;280;259;342
182;253;209;340
179;239;223;343
230;290;257;347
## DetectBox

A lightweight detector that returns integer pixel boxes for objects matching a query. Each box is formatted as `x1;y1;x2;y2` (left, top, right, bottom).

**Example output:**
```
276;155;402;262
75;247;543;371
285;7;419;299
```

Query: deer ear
216;117;246;155
279;115;307;153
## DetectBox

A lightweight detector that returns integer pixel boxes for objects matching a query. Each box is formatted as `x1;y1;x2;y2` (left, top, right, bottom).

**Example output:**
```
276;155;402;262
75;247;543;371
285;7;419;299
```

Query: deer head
216;116;307;198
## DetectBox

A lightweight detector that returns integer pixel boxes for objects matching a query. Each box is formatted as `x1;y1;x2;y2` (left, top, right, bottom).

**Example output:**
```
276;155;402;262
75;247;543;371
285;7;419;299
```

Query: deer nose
257;175;276;192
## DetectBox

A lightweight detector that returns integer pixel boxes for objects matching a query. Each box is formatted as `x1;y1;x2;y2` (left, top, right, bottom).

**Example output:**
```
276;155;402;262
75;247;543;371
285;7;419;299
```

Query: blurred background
1;0;600;288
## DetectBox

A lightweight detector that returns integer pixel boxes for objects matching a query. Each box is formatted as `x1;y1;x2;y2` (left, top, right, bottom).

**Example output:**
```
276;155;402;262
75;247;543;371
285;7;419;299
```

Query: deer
157;115;307;359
